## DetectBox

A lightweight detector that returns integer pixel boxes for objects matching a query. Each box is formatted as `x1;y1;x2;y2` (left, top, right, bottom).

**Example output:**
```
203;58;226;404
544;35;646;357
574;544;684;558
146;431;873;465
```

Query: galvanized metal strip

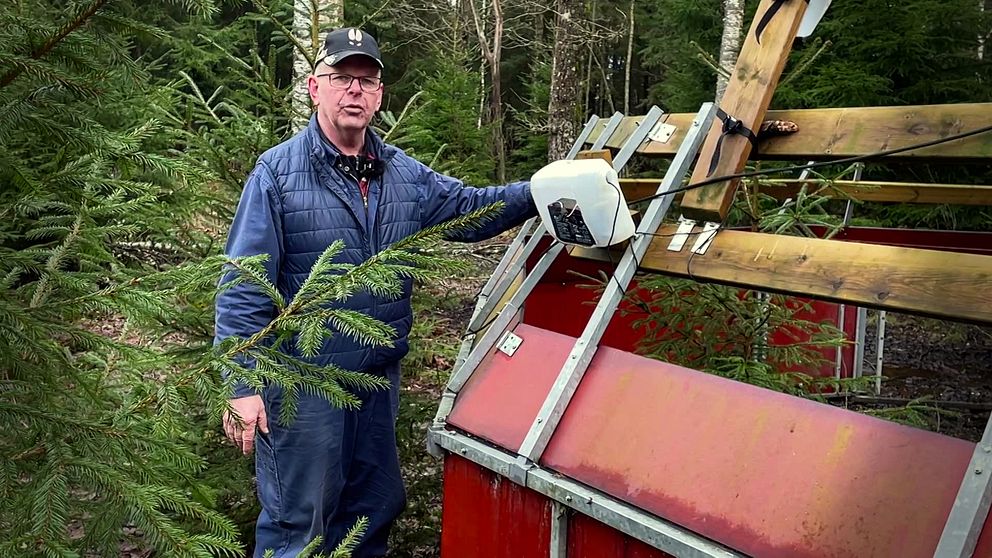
935;416;992;557
467;219;537;330
875;310;886;395
436;429;743;558
465;222;546;335
433;428;525;484
528;468;744;558
590;112;625;151
834;303;846;379
471;114;601;333
445;242;567;395
429;117;604;457
550;501;568;558
516;103;718;464
853;307;868;378
611;105;664;172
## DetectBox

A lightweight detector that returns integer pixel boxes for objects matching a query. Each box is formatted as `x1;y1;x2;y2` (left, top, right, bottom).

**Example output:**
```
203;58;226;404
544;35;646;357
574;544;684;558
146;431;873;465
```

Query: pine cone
758;120;799;137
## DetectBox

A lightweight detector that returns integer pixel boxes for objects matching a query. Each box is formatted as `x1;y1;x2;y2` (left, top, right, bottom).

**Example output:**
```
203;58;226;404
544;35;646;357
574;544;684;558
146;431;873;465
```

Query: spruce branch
690;40;731;80
779;39;831;88
0;0;109;89
250;0;315;70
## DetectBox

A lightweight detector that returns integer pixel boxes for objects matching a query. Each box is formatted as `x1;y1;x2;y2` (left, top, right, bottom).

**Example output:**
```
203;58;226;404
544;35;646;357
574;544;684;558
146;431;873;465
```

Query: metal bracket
648;122;677;144
497;331;523;357
690;221;721;255
668;217;697;252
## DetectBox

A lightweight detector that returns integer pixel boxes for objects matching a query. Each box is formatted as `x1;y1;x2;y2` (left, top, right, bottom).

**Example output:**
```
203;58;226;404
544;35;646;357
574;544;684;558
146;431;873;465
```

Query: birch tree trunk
624;0;635;114
715;0;745;102
292;0;343;132
547;0;583;161
980;0;991;60
470;0;506;182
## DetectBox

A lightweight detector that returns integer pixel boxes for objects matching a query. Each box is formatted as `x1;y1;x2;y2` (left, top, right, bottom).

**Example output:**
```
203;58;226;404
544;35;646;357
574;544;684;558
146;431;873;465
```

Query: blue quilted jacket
215;116;536;397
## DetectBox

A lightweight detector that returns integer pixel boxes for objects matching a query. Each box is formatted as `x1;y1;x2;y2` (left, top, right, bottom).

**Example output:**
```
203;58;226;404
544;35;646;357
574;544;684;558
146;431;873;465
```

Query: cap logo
348;28;363;46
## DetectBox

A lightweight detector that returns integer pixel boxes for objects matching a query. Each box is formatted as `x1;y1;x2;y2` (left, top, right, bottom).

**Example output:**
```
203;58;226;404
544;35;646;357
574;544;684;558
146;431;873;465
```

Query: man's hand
223;395;269;455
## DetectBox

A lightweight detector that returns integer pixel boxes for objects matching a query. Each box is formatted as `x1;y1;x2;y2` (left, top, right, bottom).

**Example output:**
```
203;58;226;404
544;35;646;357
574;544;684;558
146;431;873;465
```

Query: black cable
603;175;640;298
626;121;992;206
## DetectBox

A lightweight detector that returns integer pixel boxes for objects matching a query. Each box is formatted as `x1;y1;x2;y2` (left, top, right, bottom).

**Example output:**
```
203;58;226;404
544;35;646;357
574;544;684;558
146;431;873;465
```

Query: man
214;28;536;558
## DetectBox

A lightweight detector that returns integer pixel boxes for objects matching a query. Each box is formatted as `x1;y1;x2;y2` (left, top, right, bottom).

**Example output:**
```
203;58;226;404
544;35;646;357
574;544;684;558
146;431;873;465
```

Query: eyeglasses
315;73;383;93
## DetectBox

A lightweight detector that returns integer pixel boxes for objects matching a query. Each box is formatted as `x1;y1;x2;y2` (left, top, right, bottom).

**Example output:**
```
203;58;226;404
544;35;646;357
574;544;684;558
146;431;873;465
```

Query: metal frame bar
834;302;846;380
429;117;607;456
432;429;744;558
835;163;864;380
431;241;567;431
550;501;568;558
935;416;992;557
854;307;867;379
515;103;717;465
591;112;626;151
466;116;603;335
875;310;886;395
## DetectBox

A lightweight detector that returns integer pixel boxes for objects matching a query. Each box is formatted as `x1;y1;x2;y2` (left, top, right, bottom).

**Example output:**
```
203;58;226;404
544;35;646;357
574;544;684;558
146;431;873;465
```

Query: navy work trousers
252;363;406;557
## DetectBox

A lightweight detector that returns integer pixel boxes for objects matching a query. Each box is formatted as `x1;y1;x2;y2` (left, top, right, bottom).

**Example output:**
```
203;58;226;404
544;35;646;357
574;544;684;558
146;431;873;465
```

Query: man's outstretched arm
417;163;537;241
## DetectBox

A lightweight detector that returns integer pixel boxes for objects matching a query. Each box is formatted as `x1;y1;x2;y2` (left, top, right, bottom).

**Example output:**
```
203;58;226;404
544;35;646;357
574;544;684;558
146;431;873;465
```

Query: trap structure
427;1;992;556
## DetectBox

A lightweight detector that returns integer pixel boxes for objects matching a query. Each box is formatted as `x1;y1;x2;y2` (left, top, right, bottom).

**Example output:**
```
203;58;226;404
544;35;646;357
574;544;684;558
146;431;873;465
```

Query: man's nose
346;78;364;95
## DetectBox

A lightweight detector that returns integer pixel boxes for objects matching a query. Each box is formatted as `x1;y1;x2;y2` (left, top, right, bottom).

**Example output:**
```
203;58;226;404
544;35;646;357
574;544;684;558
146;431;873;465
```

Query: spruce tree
0;1;503;555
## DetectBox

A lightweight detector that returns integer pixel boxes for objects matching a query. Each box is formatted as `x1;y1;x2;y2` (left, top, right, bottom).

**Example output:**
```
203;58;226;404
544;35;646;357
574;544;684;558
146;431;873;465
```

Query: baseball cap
316;28;383;69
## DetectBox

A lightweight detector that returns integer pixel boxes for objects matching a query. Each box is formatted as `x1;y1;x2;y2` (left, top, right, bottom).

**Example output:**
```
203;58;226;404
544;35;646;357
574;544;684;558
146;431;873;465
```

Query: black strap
707;107;758;177
755;0;810;45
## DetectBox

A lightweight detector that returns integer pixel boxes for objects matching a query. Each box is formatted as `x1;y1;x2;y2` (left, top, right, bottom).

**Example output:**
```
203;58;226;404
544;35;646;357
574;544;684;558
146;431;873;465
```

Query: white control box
530;158;635;248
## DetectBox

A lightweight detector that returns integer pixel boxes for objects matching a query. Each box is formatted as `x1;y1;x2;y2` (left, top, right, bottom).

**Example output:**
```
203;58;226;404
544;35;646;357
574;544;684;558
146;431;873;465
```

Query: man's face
308;56;383;133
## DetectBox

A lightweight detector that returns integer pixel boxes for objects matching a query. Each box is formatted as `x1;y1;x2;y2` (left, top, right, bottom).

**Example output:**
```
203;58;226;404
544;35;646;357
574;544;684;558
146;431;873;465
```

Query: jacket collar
305;113;394;163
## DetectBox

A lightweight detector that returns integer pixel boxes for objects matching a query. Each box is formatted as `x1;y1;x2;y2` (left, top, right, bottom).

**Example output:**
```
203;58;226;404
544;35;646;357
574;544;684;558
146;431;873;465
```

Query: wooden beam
587;104;992;161
760;180;992;205
678;0;808;222
572;226;992;325
618;178;992;206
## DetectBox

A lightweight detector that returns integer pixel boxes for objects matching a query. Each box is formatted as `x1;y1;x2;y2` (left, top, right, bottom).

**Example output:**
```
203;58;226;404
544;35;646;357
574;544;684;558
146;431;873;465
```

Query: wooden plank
678;0;809;222
573;226;992;325
587;104;992;161
759;180;992;205
575;149;613;164
618;178;992;206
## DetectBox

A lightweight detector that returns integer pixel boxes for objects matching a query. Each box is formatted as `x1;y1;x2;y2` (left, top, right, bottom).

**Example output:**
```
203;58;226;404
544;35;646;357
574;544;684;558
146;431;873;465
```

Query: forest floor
387;230;992;557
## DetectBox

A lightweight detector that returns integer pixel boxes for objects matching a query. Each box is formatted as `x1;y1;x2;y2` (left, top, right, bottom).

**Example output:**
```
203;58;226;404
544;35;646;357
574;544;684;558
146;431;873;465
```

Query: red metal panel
440;454;552;558
447;323;570;452
532;334;988;557
767;297;843;378
523;246;646;352
568;512;674;558
448;325;992;557
838;302;860;378
813;225;992;256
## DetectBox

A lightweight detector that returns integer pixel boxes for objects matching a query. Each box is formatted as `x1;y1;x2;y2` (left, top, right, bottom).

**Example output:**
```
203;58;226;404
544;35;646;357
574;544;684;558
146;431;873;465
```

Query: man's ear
375;85;384;112
307;74;320;105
